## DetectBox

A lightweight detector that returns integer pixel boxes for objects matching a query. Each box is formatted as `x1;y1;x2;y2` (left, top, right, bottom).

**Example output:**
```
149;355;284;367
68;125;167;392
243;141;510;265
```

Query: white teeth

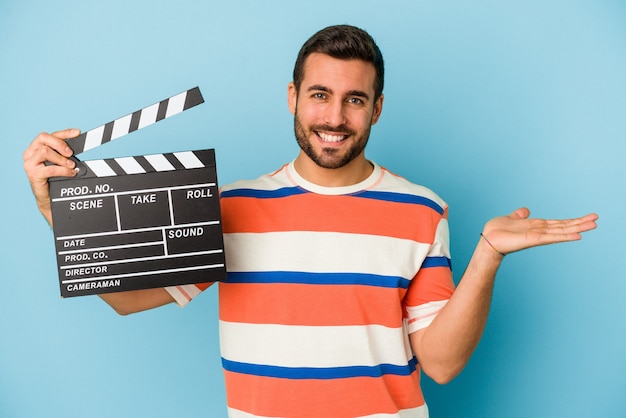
318;132;346;142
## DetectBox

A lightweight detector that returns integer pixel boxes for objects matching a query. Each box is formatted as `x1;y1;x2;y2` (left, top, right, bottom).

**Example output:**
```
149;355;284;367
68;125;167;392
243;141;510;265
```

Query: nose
323;99;347;128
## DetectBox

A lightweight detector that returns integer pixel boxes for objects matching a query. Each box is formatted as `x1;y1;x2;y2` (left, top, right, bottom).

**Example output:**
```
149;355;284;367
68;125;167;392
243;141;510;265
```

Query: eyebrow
307;84;370;101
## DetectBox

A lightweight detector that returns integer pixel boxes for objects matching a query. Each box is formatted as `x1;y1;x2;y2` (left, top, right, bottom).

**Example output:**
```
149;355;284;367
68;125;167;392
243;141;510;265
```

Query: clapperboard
49;87;227;297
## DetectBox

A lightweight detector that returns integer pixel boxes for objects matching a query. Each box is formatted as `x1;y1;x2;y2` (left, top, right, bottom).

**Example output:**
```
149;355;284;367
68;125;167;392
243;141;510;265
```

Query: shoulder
375;165;448;212
221;163;292;194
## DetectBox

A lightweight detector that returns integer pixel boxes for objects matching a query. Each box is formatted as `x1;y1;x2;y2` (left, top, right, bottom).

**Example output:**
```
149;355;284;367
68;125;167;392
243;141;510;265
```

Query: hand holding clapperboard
49;87;227;298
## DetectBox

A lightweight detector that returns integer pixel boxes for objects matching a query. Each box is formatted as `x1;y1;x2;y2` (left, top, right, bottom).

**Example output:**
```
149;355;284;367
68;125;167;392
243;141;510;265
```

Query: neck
293;152;374;187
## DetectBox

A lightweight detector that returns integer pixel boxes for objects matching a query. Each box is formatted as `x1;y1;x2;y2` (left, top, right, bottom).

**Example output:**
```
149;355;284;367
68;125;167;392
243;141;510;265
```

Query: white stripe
226;409;257;418
224;231;431;279
222;161;447;214
138;102;159;129
220;321;412;369
165;91;186;118
226;406;428;418
84;125;105;152
144;154;175;171
110;114;132;140
221;168;289;192
165;285;190;306
377;170;447;211
174;151;204;169
166;284;206;307
360;405;429;418
84;160;116;177
432;218;451;258
114;156;146;174
406;300;448;333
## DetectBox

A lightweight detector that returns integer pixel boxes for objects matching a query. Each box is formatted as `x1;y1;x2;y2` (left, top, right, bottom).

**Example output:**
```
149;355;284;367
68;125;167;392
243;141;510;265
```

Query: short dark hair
293;25;385;101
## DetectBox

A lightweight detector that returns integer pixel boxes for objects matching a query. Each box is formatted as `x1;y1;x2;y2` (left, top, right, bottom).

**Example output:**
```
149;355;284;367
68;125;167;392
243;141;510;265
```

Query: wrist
476;234;505;266
480;232;506;258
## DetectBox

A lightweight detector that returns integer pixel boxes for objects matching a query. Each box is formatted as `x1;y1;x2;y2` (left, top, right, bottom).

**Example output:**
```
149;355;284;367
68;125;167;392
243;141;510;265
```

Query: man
23;25;597;417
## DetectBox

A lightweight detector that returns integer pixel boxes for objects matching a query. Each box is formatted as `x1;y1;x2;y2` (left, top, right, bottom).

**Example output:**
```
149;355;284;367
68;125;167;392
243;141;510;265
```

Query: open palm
481;208;598;256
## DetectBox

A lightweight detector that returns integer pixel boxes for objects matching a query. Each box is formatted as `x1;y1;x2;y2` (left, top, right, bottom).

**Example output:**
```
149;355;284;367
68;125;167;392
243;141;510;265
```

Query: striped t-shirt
167;161;455;418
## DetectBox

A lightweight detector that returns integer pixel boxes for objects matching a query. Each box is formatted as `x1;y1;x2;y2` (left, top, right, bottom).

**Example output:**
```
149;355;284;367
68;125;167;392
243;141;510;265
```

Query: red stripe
221;193;442;243
405;266;455;307
224;368;424;417
194;282;212;291
219;282;406;327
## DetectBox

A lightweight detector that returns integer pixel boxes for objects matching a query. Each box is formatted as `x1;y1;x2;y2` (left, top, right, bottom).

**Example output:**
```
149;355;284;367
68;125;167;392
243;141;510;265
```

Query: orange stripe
224;368;424;417
221;193;442;243
219;282;406;327
194;282;212;291
405;266;455;306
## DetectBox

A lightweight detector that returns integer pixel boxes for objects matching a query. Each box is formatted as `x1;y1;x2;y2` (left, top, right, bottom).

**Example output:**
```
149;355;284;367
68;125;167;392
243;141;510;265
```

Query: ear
288;82;297;115
371;94;384;125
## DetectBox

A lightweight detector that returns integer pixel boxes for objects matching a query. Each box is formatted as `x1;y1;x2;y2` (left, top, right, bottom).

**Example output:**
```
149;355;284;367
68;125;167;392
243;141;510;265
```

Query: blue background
1;1;624;417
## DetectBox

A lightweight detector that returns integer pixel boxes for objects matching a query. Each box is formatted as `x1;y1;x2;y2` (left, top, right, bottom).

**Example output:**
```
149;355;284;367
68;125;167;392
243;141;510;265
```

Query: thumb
509;207;530;220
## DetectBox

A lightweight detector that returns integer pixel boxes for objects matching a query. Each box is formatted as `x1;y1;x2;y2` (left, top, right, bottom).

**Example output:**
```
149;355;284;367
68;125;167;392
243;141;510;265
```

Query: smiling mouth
316;131;349;143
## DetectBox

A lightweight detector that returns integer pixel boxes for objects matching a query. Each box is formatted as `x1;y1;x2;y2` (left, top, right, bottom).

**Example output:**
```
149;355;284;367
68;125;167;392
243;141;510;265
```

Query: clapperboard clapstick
48;87;227;298
66;87;204;154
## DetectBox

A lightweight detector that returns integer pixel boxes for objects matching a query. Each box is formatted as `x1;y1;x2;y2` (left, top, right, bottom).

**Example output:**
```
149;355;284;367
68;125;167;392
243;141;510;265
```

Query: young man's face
288;53;383;171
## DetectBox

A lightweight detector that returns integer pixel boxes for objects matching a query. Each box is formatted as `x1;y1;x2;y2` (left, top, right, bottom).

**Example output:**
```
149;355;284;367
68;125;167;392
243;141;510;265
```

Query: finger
534;218;597;241
51;128;81;139
25;155;77;182
544;214;599;232
554;218;598;234
25;130;80;160
579;213;600;223
24;140;76;171
536;232;583;245
47;128;80;157
23;132;70;161
38;163;78;180
509;207;530;220
544;213;598;225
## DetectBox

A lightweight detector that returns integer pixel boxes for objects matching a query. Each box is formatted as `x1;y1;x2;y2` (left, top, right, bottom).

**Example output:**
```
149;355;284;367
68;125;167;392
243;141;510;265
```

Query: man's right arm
23;129;176;314
99;288;175;315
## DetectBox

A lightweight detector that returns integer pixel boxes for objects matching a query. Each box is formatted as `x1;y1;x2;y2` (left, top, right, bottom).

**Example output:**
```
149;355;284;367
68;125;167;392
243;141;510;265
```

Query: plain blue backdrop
1;1;624;417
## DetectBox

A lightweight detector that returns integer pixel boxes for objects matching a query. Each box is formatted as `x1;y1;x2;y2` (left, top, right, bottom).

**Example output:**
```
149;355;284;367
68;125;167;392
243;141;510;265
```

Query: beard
293;112;372;170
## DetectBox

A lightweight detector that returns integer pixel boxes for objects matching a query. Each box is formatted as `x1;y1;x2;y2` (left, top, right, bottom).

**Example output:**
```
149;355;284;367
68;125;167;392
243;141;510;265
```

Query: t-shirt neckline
286;160;382;195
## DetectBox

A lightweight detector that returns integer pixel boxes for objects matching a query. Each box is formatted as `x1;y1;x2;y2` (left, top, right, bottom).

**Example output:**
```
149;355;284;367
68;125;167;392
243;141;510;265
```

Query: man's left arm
410;207;598;384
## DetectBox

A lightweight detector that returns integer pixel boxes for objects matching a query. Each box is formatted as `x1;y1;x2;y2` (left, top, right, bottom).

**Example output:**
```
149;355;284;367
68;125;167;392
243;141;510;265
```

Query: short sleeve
165;282;212;307
404;216;455;333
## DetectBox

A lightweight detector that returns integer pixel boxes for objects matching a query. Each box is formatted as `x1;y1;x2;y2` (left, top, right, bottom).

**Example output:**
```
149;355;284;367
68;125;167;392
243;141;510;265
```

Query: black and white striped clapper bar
48;87;227;298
